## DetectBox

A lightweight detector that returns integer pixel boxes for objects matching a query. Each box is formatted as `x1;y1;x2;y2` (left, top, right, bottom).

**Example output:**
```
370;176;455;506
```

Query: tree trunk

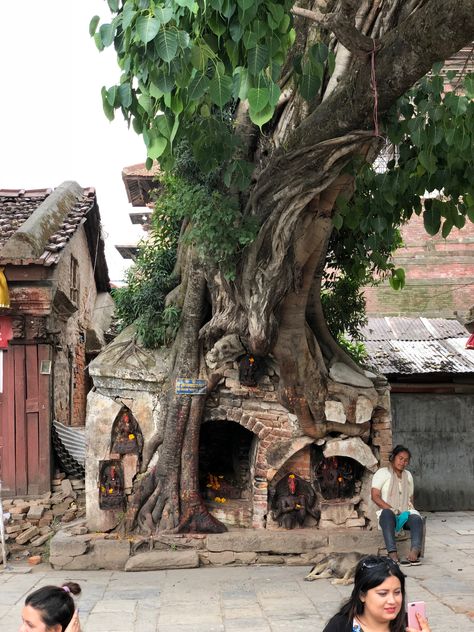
120;0;474;535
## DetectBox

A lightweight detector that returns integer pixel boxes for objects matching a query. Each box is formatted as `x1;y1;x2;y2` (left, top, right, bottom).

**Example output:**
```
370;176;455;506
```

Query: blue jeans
379;508;423;554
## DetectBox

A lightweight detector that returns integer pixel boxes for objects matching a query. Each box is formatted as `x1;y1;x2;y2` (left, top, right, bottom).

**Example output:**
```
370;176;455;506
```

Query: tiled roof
0;185;97;266
359;317;474;375
122;162;161;208
0;189;50;248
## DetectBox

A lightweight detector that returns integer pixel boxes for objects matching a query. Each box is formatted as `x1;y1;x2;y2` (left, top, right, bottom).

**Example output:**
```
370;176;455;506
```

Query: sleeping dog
304;552;366;585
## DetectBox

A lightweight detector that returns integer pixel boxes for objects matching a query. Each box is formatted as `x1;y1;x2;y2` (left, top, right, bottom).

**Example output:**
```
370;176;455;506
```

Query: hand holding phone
406;601;428;631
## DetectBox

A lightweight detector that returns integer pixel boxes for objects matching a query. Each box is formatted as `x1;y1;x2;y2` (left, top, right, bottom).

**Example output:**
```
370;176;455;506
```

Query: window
70;256;79;305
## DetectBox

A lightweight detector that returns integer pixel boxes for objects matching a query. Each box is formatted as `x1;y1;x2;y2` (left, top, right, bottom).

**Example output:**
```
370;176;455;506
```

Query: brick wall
365;212;474;317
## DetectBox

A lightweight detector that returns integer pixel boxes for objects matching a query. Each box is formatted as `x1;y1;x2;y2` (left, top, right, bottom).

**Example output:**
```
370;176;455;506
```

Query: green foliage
329;69;474;326
92;1;337;186
112;206;181;348
154;171;258;277
321;275;368;341
337;335;368;366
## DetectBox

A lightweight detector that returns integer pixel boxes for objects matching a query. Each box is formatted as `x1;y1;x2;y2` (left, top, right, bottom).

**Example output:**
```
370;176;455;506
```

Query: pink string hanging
370;39;381;137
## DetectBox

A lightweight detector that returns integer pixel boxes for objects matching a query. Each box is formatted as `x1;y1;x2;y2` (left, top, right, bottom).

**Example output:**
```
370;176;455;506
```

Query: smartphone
407;601;426;630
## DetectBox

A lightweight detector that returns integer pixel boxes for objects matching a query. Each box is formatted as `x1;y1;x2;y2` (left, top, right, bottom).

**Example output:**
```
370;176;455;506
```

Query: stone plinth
48;526;412;570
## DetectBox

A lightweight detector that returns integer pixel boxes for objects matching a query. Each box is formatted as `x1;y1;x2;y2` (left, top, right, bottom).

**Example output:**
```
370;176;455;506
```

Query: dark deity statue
270;473;321;529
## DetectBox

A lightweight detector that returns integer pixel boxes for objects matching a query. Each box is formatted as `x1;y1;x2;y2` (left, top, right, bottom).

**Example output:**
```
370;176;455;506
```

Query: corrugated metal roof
361;318;474;375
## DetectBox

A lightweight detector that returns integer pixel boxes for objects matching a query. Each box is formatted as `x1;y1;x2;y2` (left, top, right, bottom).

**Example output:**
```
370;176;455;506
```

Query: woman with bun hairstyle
20;582;81;632
371;445;424;566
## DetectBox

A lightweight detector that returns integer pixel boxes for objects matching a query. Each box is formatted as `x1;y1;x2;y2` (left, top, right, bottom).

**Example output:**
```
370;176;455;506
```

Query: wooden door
0;344;51;496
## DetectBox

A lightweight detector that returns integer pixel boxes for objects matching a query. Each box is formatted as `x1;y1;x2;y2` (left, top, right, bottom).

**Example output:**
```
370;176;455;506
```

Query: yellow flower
289;474;295;479
128;433;135;440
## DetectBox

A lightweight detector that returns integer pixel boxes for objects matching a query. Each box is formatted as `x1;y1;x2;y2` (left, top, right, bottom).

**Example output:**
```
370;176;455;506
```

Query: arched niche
110;405;144;458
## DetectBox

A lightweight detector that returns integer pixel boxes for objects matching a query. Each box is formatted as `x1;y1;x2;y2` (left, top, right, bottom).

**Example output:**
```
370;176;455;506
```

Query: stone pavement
1;511;474;632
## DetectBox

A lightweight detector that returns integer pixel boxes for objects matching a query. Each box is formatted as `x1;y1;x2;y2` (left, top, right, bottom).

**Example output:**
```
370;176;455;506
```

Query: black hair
25;582;81;631
389;445;411;462
332;555;407;632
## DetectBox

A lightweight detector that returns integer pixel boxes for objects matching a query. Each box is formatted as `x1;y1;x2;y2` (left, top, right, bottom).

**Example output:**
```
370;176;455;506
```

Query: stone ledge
48;528;411;570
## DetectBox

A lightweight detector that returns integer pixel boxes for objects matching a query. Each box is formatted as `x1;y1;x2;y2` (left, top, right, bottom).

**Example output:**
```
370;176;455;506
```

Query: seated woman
20;583;82;632
322;554;431;632
371;445;424;566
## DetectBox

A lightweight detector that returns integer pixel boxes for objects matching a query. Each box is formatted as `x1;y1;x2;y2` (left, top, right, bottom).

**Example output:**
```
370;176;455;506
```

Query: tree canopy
92;1;474;534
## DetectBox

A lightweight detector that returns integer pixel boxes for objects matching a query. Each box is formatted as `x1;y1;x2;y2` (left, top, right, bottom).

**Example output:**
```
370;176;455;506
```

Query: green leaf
136;15;160;44
147;134;167;159
299;73;320;102
389;268;405;291
99;23;115;47
233;66;250;100
237;0;253;10
225;39;239;67
310;42;328;64
150;82;164;100
155;29;178;62
107;0;119;10
221;0;237;18
122;4;136;30
89;15;100;37
327;51;336;75
138;94;153;115
118;83;133;108
190;45;209;71
464;74;474;99
155;67;176;93
248;85;270;113
209;73;233;107
106;86;117;107
418;150;437;174
249;103;274;128
267;79;280;107
188;72;210;100
247;44;268;75
332;214;343;230
209;14;227;37
94;32;104;51
243;30;258;49
156;7;173;24
441;218;453;238
423;205;441;235
101;86;115;121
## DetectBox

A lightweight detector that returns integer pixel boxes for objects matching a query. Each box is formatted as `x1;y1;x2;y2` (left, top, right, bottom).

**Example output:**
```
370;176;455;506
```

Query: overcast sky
0;1;147;283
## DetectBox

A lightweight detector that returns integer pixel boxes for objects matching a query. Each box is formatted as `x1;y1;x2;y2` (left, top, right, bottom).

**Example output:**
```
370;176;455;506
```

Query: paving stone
125;550;199;571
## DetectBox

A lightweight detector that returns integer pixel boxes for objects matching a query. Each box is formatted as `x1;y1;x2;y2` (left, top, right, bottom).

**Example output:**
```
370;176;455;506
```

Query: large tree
93;0;474;534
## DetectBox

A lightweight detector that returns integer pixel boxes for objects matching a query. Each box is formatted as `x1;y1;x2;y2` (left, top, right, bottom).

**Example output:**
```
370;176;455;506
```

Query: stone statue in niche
238;354;262;387
111;407;142;456
270;473;321;529
99;461;125;510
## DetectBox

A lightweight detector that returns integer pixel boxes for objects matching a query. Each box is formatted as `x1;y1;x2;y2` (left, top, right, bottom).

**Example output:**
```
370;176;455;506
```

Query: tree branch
291;6;378;53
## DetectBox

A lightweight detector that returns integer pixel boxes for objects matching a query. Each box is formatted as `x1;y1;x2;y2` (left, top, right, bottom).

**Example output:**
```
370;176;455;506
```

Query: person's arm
406;611;431;632
371;487;393;511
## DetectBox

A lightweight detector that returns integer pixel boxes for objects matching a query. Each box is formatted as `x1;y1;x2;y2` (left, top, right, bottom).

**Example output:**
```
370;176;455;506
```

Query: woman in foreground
19;582;81;632
322;555;431;632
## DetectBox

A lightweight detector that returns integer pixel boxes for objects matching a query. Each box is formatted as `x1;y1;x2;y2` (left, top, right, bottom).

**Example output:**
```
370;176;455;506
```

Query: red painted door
0;344;51;496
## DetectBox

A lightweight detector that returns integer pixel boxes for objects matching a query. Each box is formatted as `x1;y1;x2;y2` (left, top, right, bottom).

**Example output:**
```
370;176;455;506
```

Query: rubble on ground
1;471;85;565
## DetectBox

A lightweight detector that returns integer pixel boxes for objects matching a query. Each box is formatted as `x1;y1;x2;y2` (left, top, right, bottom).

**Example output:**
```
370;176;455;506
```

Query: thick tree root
174;505;227;534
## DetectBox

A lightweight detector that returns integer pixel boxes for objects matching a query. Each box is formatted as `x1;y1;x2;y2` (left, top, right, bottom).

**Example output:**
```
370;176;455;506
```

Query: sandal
400;559;412;566
410;558;421;566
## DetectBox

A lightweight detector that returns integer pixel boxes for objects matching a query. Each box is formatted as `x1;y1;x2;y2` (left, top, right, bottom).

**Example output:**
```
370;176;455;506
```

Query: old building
0;181;114;497
361;316;474;511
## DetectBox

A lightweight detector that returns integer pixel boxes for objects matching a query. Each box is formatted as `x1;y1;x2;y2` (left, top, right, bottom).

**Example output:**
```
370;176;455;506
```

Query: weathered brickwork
365;212;474;317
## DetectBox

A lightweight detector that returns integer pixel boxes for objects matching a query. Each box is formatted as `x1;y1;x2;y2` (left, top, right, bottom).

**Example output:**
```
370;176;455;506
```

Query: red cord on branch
370;39;381;137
